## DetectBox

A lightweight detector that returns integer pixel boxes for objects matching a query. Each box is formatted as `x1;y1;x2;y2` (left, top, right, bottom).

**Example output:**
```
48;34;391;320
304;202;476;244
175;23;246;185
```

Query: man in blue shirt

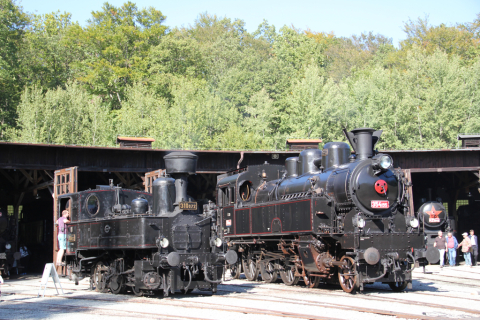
446;232;458;266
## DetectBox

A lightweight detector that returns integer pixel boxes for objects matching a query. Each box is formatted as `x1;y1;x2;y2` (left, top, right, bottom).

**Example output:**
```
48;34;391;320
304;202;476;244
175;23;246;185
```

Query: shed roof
457;134;480;140
286;139;322;143
116;136;155;142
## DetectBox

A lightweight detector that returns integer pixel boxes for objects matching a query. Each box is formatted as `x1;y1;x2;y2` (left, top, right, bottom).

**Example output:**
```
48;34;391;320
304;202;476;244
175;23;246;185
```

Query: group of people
434;230;478;267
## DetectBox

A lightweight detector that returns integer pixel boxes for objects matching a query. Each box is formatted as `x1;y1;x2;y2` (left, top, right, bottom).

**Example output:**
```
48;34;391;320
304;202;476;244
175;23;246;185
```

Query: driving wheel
338;256;358;293
279;264;299;286
229;260;242;279
92;261;108;293
242;256;259;281
110;274;126;294
132;285;144;297
260;261;278;283
181;288;194;294
306;274;321;288
388;281;408;292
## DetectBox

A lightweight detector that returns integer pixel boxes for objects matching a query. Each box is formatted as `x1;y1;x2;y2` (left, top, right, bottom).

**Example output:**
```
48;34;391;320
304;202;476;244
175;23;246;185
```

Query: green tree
115;81;168;141
401;16;480;62
273;26;327;71
0;0;29;137
243;89;281;149
282;64;328;138
162;78;240;150
461;60;480;135
69;1;167;109
148;34;206;103
22;11;81;90
15;82;112;146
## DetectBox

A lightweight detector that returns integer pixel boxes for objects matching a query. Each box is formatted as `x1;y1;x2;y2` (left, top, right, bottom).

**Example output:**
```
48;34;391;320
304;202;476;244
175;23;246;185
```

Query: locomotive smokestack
343;128;382;160
163;152;198;205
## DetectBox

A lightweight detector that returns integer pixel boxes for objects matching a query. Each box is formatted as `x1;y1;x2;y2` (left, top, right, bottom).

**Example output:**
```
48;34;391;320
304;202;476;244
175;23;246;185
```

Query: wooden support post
114;172;128;187
14;192;24;250
452;189;459;234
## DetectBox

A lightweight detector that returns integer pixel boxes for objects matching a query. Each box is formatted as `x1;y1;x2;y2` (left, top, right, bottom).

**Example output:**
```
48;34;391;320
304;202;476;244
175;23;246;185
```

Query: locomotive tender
58;152;236;296
217;128;427;292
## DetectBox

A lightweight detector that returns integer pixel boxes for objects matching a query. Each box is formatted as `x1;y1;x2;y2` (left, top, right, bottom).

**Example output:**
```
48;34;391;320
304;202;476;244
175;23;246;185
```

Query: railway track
4;277;478;320
219;282;480;317
3;269;480;320
0;291;346;320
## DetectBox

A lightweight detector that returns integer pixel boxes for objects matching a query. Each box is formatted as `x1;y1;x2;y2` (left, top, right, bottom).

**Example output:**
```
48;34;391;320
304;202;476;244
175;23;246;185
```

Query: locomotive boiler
217;128;427;293
58;152;236;296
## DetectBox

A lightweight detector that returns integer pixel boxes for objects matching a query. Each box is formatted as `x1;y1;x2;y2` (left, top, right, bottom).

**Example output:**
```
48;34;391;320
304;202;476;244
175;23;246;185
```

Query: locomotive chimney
163;152;198;206
344;128;382;160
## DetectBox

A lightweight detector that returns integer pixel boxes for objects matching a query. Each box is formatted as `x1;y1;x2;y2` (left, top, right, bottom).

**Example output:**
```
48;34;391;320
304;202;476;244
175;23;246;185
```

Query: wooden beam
23;180;54;193
43;170;54;180
20;169;35;184
16;192;24;208
96;172;110;185
114;172;128;186
129;182;145;190
0;169;14;184
38;170;50;183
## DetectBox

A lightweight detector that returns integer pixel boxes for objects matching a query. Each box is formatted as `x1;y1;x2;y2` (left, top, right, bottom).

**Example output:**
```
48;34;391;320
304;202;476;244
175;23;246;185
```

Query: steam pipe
237;151;244;169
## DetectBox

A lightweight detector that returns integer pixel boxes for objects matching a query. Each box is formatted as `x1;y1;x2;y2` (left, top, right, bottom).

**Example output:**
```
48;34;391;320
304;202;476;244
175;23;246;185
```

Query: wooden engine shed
0;140;478;272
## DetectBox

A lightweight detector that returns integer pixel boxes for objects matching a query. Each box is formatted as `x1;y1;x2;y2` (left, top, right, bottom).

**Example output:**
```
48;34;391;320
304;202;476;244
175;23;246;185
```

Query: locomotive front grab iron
218;128;428;293
58;152;237;296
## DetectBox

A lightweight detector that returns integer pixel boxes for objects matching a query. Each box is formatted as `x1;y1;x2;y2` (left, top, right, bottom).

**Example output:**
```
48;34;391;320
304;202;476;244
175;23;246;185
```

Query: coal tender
218;128;427;293
59;152;237;296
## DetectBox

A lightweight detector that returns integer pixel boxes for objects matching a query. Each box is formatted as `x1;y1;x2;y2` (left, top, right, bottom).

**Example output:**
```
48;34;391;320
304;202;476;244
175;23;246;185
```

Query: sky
18;0;480;46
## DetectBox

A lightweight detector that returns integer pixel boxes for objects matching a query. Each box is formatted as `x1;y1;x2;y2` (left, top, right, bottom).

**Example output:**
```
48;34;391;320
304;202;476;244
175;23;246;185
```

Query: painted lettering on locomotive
58;152;237;296
217;128;428;293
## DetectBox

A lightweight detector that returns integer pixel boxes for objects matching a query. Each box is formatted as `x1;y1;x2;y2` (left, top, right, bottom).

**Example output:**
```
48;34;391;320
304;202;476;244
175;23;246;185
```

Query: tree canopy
2;0;480;150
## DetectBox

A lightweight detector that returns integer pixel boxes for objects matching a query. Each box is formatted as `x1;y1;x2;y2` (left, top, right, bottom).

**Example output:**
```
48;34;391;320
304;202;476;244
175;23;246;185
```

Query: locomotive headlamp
215;237;223;247
379;155;393;169
160;237;169;248
372;154;393;171
5;243;11;250
409;218;419;228
357;217;366;228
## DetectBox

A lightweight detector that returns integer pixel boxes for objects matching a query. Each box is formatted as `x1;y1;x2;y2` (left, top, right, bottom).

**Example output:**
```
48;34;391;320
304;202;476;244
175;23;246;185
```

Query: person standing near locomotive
19;244;29;275
446;232;458;266
0;273;3;301
469;229;478;266
55;210;70;266
458;232;472;267
433;231;447;268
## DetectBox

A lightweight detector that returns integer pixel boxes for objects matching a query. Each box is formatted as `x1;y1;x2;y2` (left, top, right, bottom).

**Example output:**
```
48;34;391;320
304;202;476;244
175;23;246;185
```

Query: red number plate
226;219;232;226
371;200;389;209
429;218;440;223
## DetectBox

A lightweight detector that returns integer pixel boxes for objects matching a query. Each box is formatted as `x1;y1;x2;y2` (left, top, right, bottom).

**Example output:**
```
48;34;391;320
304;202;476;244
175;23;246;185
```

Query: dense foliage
2;1;480;150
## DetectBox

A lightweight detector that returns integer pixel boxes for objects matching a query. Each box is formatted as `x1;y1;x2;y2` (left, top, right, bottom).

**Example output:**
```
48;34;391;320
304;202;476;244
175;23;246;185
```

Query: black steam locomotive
58;152;236;296
417;201;449;264
217;128;428;293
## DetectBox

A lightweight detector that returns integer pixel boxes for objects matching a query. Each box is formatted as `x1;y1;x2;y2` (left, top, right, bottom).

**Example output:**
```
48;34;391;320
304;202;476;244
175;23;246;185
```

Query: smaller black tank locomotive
58;152;236;296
